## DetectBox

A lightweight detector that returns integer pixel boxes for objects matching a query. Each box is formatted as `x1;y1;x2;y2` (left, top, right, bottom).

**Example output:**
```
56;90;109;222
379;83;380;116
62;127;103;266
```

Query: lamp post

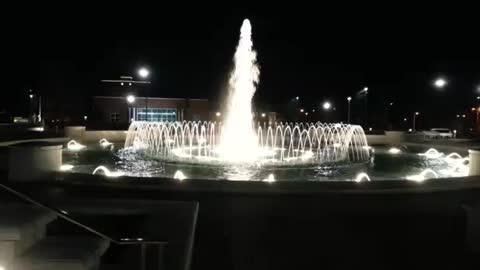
413;112;420;132
363;87;369;127
347;96;352;123
127;95;135;123
138;68;150;121
322;101;332;122
433;77;447;89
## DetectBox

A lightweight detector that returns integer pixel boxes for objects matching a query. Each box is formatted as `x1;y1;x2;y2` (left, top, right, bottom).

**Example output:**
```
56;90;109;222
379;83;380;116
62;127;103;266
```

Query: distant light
138;68;149;78
415;112;420;115
84;115;88;120
300;108;304;113
322;101;332;110
368;127;372;131
472;108;476;111
128;83;132;86
312;109;315;112
403;118;407;121
216;112;221;117
347;96;352;101
453;130;457;134
261;113;266;117
462;114;466;118
305;112;309;116
29;94;34;99
408;128;413;132
126;95;135;104
389;102;394;106
131;118;135;122
60;210;69;215
456;115;460;118
434;78;447;88
477;96;480;100
295;96;299;100
363;87;369;92
120;82;124;86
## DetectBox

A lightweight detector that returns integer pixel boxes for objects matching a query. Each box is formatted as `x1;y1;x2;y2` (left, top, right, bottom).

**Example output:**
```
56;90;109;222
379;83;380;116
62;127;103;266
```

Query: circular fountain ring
124;121;370;167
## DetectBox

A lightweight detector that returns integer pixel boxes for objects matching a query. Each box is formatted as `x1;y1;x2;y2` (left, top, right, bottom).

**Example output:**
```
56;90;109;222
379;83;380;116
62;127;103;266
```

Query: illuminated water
62;144;468;181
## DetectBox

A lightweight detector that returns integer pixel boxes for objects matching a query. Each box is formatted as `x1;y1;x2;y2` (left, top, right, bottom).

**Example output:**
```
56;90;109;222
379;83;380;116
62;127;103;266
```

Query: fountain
125;19;370;171
67;140;86;151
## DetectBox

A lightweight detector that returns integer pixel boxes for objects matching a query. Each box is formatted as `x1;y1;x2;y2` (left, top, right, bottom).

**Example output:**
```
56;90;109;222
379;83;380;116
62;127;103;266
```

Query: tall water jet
218;18;260;162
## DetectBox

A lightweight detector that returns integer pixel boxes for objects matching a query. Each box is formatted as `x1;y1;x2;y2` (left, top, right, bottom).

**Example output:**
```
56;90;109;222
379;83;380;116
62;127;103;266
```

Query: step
0;204;57;265
15;236;110;270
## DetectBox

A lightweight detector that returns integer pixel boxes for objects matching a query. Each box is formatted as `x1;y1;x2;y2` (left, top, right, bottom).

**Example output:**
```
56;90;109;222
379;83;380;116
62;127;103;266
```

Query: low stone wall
84;130;128;143
365;134;388;145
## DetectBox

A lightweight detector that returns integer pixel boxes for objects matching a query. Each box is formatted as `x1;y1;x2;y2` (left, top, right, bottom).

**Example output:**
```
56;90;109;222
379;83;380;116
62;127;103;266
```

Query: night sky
3;7;479;128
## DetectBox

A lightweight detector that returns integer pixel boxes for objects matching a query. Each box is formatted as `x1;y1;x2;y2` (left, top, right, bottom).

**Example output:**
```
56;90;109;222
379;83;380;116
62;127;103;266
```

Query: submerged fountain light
406;169;439;182
418;148;443;159
173;170;187;181
263;173;275;183
67;140;86;151
99;138;113;147
92;166;124;177
388;147;402;154
354;172;371;182
59;164;74;171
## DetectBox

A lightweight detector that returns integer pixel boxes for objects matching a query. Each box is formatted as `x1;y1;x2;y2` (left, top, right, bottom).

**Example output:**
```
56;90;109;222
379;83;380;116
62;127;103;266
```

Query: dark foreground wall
7;174;480;270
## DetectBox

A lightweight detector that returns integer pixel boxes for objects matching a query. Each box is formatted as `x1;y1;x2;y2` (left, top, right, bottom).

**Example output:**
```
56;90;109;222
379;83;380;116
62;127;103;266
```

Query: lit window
136;109;177;122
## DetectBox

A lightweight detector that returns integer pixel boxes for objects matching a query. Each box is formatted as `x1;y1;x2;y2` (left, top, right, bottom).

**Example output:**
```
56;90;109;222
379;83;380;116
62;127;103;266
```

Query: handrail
0;182;167;246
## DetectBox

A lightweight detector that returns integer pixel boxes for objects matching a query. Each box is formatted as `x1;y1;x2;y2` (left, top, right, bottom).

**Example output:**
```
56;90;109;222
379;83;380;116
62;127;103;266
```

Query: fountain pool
61;143;469;181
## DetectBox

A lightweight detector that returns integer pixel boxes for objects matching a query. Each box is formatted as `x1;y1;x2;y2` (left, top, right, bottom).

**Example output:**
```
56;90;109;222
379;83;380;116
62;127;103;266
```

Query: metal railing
0;182;167;270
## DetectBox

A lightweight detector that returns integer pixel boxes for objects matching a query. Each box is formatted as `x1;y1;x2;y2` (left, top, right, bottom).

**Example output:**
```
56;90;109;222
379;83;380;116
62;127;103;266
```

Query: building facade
91;96;210;129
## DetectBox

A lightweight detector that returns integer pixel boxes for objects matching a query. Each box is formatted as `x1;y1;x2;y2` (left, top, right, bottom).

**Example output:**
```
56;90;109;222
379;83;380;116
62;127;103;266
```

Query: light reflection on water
62;144;466;181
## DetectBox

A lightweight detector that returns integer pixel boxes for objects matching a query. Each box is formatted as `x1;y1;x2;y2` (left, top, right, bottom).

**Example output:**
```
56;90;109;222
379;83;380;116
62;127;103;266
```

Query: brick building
91;96;210;129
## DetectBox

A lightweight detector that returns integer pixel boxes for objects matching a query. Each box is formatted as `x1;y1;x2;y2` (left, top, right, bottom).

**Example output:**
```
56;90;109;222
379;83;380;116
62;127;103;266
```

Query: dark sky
2;6;479;127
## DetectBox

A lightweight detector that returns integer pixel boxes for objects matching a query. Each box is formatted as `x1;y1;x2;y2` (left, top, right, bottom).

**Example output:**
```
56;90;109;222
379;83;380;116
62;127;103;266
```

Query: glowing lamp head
434;78;447;88
300;109;304;113
415;112;419;115
403;118;407;121
295;96;299;100
363;87;369;92
84;115;88;120
322;102;332;110
215;112;221;117
138;68;149;78
29;94;34;99
347;96;352;101
261;113;266;117
126;95;135;104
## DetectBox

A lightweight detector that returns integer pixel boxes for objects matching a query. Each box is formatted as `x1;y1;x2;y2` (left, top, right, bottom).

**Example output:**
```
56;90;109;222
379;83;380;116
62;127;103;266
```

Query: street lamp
434;77;447;89
126;95;135;122
322;101;332;111
138;68;149;78
413;112;420;132
347;96;352;123
363;87;369;127
127;95;135;104
29;94;34;99
216;112;221;117
138;67;150;121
